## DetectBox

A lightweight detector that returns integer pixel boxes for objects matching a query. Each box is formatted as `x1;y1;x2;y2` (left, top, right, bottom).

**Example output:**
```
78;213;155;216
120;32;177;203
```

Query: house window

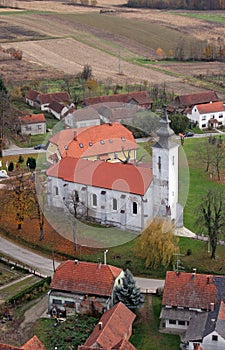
202;116;206;120
89;142;93;146
212;335;218;341
121;137;126;141
169;319;176;325
132;202;137;214
219;114;223;118
178;320;185;326
55;186;59;196
38;124;42;129
100;140;105;145
172;156;175;166
92;193;97;207
113;198;117;210
202;124;206;128
26;126;32;131
114;152;118;159
158;156;161;171
52;299;62;305
79;143;84;148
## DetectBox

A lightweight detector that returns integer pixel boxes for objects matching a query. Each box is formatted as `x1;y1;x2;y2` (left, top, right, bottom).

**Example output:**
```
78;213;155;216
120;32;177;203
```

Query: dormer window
79;143;84;148
121;137;126;141
89;142;93;146
100;140;105;145
109;139;113;143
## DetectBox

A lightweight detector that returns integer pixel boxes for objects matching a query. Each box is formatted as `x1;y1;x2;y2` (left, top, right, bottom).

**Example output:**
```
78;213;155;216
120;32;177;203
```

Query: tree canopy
135;218;179;269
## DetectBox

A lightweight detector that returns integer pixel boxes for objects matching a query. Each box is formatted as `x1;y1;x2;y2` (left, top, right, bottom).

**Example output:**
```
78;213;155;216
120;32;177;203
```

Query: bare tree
196;188;225;259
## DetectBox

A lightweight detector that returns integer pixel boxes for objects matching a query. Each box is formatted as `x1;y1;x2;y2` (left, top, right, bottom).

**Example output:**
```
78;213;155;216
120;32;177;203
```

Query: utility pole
174;253;184;272
118;47;121;75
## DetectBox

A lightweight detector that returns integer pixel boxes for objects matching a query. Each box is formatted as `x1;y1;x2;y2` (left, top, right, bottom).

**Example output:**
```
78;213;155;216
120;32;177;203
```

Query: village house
93;103;138;125
46;111;182;232
82;91;153;110
160;270;225;350
167;90;219;114
186;101;225;129
46;122;138;165
0;335;46;350
48;260;124;314
25;90;71;111
48;100;73;120
78;302;136;350
18;113;46;136
64;106;101;128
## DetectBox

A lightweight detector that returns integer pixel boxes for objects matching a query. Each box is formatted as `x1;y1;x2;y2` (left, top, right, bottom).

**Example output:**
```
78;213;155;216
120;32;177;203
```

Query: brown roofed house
78;302;136;350
0;336;46;350
48;260;124;314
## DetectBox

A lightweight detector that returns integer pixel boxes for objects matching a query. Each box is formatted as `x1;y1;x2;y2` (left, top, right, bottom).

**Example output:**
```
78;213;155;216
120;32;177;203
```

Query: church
46;110;182;233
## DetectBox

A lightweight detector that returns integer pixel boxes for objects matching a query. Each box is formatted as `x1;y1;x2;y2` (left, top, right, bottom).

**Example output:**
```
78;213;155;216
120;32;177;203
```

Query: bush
186;249;192;256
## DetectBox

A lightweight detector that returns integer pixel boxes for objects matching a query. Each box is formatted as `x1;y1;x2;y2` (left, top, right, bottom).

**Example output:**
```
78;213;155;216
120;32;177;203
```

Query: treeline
127;0;225;10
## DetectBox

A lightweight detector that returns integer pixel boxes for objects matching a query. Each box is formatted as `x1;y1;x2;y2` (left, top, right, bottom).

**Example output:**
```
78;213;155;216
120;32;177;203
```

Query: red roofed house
46;122;138;165
83;91;153;110
48;260;124;314
160;271;225;350
46;111;182;232
78;302;136;350
187;101;225;129
0;335;46;350
167;90;219;114
25;90;71;112
18;113;46;136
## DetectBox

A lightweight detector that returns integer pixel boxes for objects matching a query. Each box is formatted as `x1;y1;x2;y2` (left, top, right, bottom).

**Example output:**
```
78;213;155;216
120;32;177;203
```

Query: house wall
64;113;100;128
201;331;225;350
47;176;153;232
21;122;46;135
187;107;225;129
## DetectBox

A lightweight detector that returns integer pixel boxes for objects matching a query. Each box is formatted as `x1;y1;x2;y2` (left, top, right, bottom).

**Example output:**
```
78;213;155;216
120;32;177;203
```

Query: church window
55;186;59;196
132;201;137;214
113;198;117;210
92;194;97;207
172;156;175;165
158;156;161;171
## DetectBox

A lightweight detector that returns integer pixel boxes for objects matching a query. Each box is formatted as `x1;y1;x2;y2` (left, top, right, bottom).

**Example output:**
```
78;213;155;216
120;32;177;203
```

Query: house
167;90;219;114
46;111;182;232
93;103;138;125
0;335;46;350
78;302;136;350
25;90;71;111
18;113;46;136
48;260;124;313
83;91;153;110
160;270;225;350
187;101;225;129
48;100;73;120
64;106;101;128
46;122;138;165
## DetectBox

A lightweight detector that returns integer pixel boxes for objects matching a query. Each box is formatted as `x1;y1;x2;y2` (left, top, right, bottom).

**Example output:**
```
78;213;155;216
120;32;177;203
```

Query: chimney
97;258;101;269
104;250;108;265
192;268;196;279
207;276;210;284
74;131;77;140
210;303;215;311
98;322;103;330
74;259;79;265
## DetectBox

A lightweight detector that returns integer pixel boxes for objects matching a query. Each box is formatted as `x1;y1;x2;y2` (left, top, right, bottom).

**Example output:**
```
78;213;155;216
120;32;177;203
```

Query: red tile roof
177;90;219;107
25;89;39;101
83;91;153;106
21;336;46;350
49;123;137;159
46;157;152;195
38;92;70;105
0;345;20;350
162;271;217;310
50;260;123;297
19;114;46;125
196;101;225;114
84;302;136;348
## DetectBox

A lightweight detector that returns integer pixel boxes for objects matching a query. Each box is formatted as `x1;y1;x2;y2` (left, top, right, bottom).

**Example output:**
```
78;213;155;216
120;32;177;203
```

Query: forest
127;0;225;10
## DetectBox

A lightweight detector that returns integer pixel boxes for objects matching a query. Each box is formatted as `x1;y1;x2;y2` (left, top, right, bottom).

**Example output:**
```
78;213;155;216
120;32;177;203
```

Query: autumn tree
135;218;179;269
114;269;143;309
196;188;225;259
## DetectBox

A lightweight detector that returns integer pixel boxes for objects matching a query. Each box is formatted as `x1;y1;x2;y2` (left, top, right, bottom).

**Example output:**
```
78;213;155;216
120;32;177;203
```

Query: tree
8;161;14;172
196;188;225;259
114;269;143;309
26;157;36;171
169;113;189;134
135;219;179;269
63;190;81;250
78;64;93;82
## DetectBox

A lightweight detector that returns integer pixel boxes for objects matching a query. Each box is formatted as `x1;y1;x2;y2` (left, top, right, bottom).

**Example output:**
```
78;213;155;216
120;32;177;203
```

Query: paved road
0;236;164;292
3;147;46;157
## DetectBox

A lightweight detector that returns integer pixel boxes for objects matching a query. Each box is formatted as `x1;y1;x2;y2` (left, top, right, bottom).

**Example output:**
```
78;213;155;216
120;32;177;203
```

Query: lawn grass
177;12;225;24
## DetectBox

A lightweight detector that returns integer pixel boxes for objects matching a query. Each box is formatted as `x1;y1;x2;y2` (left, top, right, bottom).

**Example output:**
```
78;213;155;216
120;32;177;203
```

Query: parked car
34;144;46;150
185;131;194;137
0;170;9;178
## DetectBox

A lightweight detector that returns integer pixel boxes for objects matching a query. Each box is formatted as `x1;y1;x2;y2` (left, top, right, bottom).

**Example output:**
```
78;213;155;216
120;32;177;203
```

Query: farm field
0;1;225;97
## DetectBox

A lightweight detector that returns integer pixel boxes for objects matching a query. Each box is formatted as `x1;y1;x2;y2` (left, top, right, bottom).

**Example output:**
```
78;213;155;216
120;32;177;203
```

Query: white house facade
187;101;225;129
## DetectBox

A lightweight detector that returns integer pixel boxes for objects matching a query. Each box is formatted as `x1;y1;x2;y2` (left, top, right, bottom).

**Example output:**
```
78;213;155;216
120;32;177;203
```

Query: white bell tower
152;109;179;224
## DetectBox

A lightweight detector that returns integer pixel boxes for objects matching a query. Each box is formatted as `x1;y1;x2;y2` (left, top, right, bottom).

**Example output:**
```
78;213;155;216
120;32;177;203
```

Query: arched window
133;202;137;214
92;193;97;207
113;198;117;210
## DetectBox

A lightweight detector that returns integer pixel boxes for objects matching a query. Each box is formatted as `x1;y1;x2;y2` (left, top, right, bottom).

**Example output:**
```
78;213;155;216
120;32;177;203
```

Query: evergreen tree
114;269;143;309
8;161;14;172
26;157;36;170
